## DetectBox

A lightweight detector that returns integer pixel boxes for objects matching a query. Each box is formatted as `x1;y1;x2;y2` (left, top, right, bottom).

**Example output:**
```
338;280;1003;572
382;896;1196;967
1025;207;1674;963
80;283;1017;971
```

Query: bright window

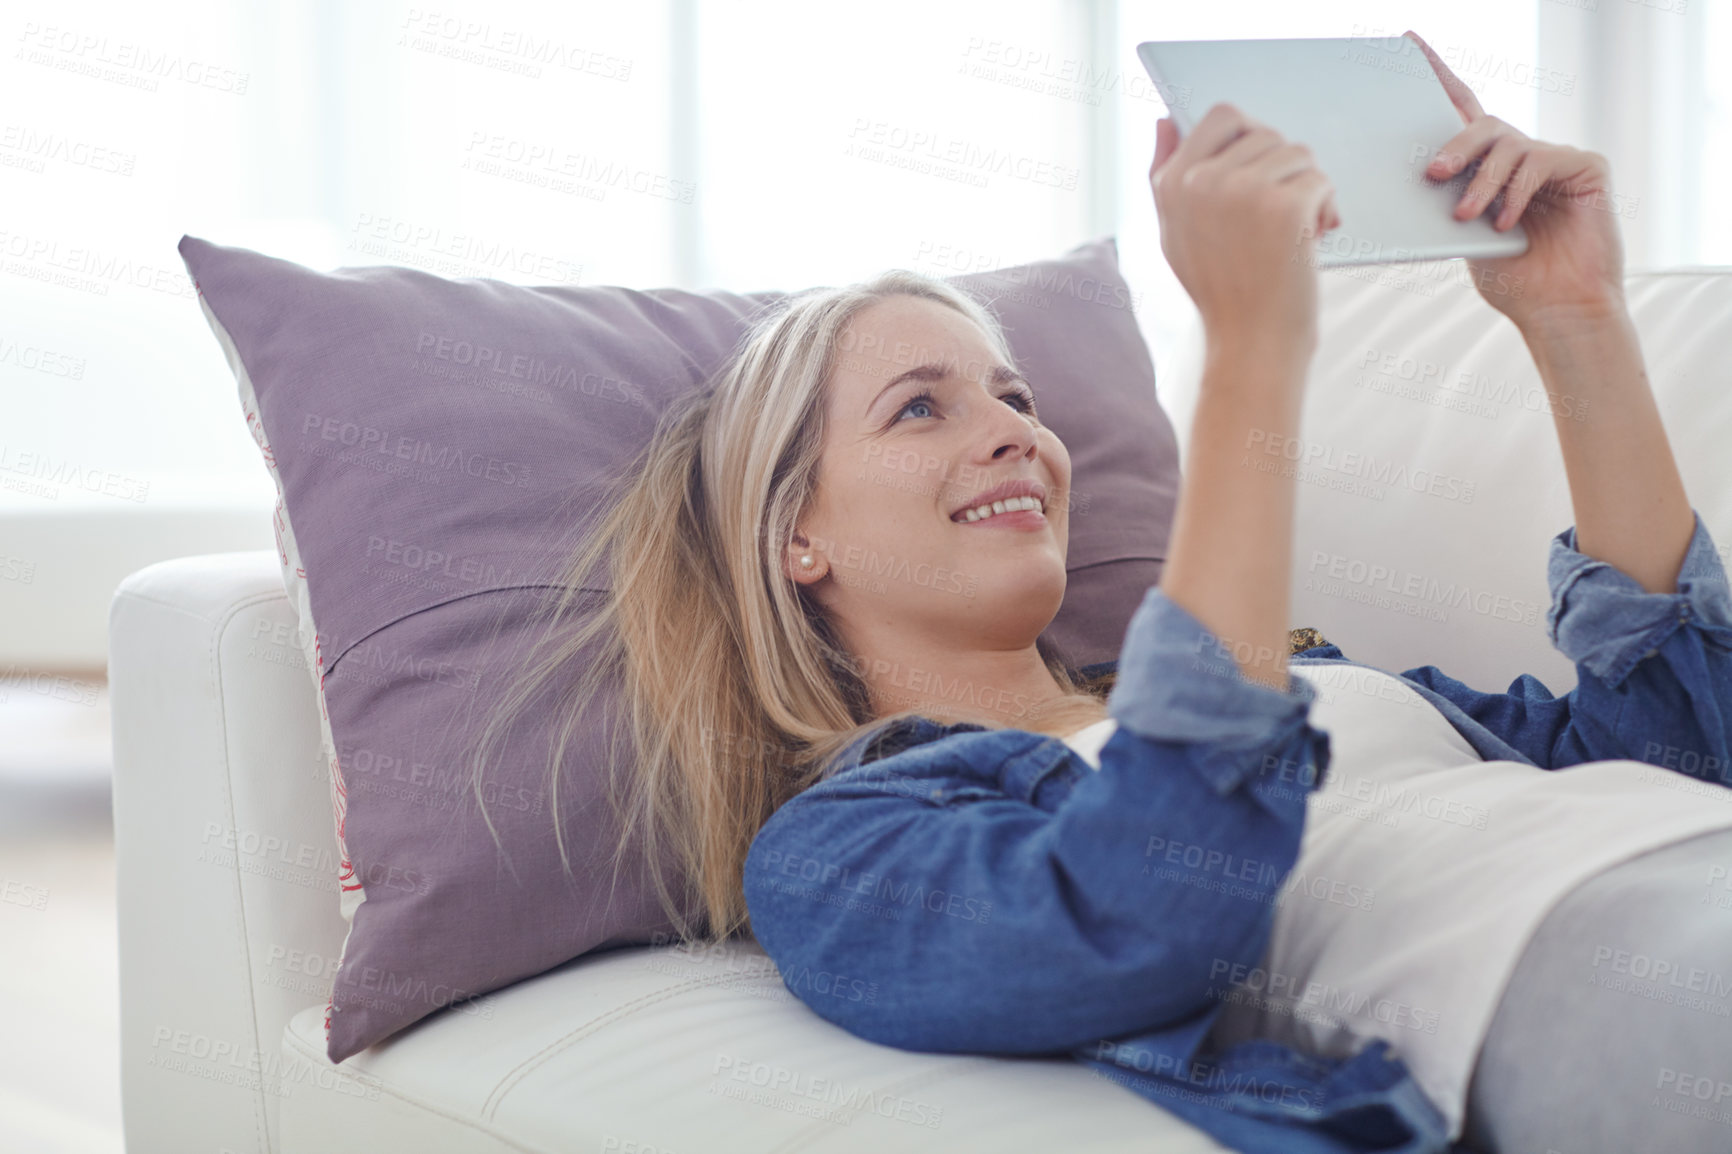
0;1;1562;510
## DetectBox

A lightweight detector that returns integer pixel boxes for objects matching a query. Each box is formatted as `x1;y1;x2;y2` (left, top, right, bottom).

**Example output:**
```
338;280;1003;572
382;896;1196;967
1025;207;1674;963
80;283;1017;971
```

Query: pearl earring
799;554;814;569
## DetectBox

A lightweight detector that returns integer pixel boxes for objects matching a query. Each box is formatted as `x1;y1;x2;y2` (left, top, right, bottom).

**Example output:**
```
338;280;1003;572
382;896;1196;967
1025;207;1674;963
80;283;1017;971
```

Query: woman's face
789;294;1072;657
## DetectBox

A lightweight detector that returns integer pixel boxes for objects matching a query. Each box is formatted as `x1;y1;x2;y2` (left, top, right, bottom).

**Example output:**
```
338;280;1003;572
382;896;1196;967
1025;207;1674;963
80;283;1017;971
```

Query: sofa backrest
1164;262;1732;696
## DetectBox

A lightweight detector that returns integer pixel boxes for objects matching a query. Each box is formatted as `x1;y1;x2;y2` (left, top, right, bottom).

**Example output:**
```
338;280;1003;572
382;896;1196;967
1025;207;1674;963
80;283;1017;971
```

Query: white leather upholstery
109;553;1225;1153
1165;263;1732;698
112;263;1732;1152
111;552;347;1154
276;942;1226;1153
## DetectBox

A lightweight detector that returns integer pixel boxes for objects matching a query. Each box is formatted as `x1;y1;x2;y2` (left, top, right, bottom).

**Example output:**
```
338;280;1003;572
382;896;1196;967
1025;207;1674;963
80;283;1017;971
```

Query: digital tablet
1135;35;1530;269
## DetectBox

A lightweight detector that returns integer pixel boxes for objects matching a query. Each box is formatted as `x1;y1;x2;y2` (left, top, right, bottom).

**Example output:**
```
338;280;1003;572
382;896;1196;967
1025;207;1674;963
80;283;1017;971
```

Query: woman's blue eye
892;388;1037;424
897;391;937;421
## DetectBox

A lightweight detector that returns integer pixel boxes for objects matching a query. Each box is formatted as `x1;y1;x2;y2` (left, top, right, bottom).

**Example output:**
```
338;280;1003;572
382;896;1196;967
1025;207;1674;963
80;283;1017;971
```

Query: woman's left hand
1405;29;1626;330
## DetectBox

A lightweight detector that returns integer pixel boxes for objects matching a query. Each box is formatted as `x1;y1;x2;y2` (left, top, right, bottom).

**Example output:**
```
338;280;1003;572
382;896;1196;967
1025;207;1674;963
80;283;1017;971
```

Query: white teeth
960;495;1044;522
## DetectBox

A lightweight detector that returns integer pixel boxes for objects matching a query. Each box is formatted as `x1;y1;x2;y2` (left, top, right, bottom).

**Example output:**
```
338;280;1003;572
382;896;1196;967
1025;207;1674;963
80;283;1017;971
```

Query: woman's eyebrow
866;362;1025;416
866;362;947;416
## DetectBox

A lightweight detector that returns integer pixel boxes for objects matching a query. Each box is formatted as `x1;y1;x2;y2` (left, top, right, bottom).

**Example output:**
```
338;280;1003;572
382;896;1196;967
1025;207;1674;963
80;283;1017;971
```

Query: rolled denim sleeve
1400;508;1732;781
742;582;1334;1058
1108;584;1326;820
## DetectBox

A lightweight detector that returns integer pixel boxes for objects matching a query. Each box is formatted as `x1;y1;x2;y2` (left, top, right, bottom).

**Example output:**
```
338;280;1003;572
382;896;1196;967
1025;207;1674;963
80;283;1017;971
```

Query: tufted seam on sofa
213;587;314;1154
479;967;789;1120
764;1054;1001;1154
280;1019;552;1154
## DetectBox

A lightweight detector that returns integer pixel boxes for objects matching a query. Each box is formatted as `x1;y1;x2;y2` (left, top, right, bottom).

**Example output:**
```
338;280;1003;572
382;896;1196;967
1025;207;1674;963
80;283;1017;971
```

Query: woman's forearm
1160;341;1311;691
1521;304;1696;594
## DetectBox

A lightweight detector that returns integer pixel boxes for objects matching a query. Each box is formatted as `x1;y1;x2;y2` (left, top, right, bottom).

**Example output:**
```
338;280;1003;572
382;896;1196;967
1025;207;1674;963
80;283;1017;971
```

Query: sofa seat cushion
278;939;1227;1153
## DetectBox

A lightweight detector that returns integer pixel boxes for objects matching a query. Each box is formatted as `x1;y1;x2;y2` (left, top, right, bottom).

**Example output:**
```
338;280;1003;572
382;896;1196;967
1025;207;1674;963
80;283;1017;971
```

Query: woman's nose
983;407;1039;462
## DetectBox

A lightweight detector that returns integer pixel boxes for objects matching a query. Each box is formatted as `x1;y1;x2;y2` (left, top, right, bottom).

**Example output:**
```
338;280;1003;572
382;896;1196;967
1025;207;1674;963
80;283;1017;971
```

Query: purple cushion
178;233;1180;1063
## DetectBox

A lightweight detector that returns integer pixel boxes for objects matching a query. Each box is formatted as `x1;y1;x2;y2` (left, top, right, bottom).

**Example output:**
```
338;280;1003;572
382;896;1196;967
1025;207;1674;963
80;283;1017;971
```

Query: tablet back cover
1136;36;1529;268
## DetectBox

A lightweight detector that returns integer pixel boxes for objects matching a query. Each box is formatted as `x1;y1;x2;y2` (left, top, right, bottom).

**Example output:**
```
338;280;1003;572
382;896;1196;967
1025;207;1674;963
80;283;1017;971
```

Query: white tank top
1059;663;1732;1139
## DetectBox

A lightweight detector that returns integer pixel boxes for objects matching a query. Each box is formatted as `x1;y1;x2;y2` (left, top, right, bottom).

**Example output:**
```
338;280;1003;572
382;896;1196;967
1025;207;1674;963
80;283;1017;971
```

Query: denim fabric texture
742;510;1732;1153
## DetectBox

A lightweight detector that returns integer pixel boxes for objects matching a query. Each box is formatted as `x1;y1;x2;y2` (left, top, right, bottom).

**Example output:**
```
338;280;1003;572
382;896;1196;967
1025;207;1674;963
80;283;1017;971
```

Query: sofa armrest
110;551;347;1154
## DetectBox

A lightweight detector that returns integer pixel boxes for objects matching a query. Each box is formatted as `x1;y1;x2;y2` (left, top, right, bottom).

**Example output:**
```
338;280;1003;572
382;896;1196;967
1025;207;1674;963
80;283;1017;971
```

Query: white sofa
110;258;1732;1153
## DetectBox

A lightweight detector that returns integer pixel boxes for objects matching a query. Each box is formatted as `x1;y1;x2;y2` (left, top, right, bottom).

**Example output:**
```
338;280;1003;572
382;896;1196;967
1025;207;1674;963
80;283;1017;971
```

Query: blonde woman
473;34;1732;1154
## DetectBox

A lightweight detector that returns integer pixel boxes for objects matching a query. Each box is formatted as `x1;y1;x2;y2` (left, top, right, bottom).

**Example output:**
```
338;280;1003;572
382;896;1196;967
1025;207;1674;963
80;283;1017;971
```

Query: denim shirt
743;510;1732;1154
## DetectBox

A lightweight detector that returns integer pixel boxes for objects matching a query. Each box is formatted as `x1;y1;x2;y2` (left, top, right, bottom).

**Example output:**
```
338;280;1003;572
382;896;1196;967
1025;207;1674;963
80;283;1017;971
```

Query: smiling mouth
951;495;1047;523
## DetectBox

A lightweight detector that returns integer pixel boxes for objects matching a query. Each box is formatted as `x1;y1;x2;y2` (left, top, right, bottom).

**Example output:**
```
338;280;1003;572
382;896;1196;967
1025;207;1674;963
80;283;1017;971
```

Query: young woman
474;32;1732;1154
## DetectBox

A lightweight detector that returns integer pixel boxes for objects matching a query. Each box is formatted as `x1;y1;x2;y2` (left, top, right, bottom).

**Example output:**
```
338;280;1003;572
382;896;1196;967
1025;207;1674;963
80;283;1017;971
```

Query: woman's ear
784;532;826;585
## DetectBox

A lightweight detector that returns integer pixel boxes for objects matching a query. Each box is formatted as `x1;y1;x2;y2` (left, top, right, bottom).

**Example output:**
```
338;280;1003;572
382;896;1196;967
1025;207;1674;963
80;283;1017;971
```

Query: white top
1060;716;1119;771
1058;663;1732;1139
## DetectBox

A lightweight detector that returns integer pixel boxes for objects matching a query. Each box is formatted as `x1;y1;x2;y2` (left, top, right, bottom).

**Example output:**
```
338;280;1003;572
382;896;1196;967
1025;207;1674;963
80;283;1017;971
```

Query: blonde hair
464;269;1114;946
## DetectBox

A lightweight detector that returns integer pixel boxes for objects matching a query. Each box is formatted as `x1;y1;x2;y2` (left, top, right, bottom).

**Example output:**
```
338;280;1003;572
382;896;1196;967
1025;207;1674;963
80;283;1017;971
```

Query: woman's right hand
1150;104;1339;357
